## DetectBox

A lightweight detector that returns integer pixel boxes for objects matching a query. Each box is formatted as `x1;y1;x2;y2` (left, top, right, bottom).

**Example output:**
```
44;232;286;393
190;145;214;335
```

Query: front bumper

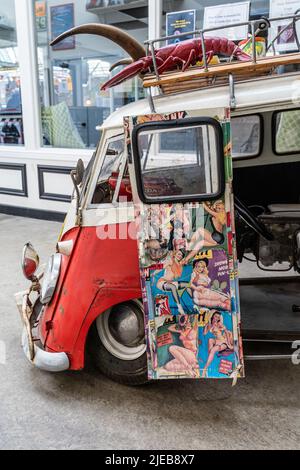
15;289;69;372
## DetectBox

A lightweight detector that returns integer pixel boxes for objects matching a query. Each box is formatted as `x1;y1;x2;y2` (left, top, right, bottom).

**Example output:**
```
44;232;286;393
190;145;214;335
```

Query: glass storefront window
162;0;270;32
0;2;23;146
162;1;300;52
34;0;148;149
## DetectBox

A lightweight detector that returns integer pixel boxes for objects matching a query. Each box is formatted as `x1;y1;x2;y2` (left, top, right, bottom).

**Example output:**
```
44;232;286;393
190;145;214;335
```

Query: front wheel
88;300;148;385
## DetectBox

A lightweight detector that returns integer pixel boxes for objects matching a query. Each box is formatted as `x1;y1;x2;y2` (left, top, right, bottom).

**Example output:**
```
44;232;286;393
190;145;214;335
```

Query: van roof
101;73;299;130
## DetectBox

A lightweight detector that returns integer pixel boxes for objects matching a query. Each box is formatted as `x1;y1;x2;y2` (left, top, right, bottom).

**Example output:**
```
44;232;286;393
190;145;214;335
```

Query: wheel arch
69;286;141;370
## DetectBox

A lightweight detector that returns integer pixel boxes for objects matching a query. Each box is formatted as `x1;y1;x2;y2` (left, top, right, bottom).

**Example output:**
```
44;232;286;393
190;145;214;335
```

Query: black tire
88;302;148;386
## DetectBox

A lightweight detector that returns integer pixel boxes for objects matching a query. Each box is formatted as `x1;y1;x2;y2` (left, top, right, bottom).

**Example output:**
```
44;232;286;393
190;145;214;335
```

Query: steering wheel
234;196;274;241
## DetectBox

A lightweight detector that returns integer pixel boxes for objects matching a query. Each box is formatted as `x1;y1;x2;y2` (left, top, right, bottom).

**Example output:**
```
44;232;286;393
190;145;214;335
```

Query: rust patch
45;320;53;331
93;278;106;288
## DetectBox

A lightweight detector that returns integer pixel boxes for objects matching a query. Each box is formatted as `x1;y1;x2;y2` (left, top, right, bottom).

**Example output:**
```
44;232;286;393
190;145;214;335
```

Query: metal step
243;337;300;361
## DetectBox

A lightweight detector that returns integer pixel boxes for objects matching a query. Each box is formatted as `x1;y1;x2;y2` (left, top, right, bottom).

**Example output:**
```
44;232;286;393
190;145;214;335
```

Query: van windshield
91;136;124;204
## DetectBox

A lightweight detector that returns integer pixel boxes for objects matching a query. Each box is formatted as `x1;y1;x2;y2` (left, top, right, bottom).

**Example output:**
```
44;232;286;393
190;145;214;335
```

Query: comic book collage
126;109;244;381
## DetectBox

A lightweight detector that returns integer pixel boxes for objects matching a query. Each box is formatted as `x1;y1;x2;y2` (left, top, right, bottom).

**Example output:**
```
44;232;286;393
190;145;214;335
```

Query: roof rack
142;11;300;103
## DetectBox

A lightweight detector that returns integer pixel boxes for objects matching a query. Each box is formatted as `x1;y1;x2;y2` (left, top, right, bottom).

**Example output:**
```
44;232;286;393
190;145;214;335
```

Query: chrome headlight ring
40;253;62;305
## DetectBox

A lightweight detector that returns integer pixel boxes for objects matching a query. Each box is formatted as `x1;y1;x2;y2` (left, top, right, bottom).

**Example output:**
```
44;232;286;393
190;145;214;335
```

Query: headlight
41;254;62;305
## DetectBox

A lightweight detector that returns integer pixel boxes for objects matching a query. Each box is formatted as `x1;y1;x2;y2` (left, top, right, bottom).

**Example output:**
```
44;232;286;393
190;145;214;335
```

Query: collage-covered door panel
125;108;244;381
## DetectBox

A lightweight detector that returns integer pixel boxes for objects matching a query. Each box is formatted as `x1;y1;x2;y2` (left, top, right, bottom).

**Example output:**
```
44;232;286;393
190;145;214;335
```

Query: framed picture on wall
166;9;196;44
35;1;47;31
269;0;300;52
51;3;75;51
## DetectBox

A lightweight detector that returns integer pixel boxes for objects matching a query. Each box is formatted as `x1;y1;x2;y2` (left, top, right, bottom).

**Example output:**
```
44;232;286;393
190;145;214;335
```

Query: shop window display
162;1;300;56
34;0;148;149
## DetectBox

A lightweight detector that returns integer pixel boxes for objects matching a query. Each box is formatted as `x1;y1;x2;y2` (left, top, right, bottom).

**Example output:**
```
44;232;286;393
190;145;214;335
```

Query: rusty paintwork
40;223;141;369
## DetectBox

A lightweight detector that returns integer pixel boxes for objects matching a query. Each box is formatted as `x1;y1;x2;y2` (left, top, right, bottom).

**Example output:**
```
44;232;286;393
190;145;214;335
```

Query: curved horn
50;24;146;61
109;58;133;72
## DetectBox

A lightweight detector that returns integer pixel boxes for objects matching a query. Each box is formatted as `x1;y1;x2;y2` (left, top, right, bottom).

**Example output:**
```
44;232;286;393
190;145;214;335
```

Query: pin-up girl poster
156;314;200;378
199;310;235;378
152;249;231;316
190;258;230;311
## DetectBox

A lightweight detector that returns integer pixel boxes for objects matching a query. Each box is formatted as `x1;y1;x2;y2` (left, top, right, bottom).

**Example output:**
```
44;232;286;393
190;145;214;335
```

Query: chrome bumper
15;289;69;372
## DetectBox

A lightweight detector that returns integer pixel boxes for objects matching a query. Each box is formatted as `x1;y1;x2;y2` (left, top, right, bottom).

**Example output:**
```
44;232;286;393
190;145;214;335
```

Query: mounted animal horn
50;23;146;61
110;58;133;72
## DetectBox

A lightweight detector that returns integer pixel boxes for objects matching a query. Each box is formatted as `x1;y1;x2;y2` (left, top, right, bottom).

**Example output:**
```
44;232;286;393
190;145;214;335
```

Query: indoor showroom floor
0;214;299;450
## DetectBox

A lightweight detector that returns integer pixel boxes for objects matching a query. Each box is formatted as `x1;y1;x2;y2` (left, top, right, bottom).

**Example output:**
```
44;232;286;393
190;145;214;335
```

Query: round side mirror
22;243;39;280
73;159;85;186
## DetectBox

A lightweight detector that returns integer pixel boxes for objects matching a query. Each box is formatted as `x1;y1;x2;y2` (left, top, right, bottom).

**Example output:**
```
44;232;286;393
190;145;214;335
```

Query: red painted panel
41;223;141;369
39;226;81;345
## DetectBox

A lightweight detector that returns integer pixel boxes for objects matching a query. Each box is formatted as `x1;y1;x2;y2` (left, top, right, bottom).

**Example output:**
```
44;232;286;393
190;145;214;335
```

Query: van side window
231;115;262;159
274;109;300;155
91;137;124;204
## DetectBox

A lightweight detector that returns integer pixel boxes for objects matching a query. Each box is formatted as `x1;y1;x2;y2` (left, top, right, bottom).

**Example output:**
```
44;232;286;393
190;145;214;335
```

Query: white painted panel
43;171;73;197
0;169;22;190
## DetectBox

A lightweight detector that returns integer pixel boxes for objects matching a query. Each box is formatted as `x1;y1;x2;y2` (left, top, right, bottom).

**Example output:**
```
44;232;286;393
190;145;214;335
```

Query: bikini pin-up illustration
163;315;199;378
190;259;230;310
204;200;226;245
201;310;233;377
156;246;189;315
182;200;226;265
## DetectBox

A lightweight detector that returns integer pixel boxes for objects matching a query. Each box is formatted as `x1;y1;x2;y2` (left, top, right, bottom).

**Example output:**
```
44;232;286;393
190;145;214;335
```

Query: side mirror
22;243;39;280
72;159;85;186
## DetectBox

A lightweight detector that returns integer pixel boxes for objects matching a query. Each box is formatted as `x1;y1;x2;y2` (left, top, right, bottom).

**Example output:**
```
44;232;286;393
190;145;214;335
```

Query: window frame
132;117;225;205
272;108;300;157
231;113;264;161
0;1;24;149
88;133;125;208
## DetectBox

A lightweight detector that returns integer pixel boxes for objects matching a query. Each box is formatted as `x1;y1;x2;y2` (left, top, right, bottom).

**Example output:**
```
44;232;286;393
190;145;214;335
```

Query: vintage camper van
16;14;300;384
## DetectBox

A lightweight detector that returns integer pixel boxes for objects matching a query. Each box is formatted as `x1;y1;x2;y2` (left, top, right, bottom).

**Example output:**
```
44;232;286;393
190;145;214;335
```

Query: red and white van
15;19;300;384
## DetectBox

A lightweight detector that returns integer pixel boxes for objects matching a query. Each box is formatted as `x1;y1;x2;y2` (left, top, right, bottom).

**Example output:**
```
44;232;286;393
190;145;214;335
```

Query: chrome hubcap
96;301;146;361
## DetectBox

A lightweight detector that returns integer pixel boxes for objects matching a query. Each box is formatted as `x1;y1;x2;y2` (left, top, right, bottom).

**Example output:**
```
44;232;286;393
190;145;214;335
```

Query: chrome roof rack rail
142;11;300;97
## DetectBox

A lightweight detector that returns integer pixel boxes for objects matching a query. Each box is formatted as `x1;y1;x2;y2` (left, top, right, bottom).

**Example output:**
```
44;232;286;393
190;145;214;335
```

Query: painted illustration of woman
171;204;190;236
163;316;199;378
147;205;161;239
190;259;230;310
203;200;226;245
167;204;190;251
156;247;190;315
147;204;172;240
201;311;233;377
182;200;227;264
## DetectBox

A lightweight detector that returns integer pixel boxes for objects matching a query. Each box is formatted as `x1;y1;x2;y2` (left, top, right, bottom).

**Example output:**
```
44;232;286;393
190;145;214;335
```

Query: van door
125;108;244;381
